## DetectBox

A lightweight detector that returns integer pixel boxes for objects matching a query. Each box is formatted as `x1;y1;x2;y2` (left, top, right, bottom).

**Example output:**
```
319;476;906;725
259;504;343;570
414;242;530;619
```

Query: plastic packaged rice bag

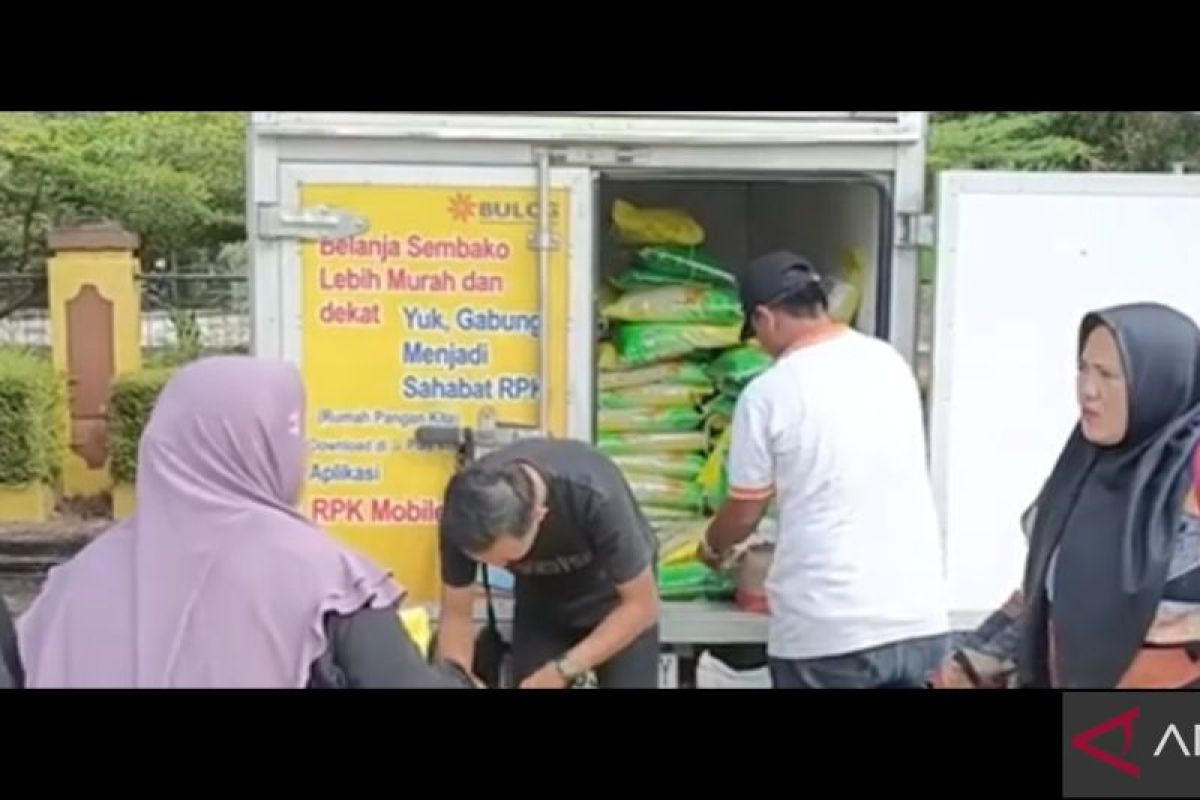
612;452;707;482
658;562;735;601
717;372;763;397
661;538;700;567
644;506;705;523
706;345;773;386
600;384;710;410
597;342;619;371
602;286;743;326
613;322;742;367
706;413;731;433
598;430;709;455
702;392;737;420
653;518;708;564
597;360;713;390
832;248;867;325
610;269;711;293
652;517;708;541
612;199;705;247
635;245;737;289
596;282;620;312
627;473;706;513
697;426;733;512
598;406;704;433
827;279;861;326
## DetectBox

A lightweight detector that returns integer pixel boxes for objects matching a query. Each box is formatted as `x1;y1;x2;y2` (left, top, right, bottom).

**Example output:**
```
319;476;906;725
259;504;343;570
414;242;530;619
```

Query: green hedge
0;348;65;486
110;369;174;485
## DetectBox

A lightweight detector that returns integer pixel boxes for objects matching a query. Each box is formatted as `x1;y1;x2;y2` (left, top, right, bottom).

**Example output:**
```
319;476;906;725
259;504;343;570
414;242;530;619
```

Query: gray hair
441;462;537;556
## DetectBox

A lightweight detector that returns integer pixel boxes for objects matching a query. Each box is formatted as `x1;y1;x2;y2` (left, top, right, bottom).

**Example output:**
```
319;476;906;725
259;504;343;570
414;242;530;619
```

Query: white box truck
248;112;1200;683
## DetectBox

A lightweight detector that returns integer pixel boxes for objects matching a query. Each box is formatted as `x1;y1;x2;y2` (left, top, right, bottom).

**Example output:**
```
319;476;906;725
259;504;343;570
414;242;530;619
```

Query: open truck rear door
257;163;594;601
929;170;1200;619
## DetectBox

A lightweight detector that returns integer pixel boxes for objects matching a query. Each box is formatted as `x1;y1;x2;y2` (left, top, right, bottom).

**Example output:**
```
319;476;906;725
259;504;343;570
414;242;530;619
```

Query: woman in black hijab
933;302;1200;688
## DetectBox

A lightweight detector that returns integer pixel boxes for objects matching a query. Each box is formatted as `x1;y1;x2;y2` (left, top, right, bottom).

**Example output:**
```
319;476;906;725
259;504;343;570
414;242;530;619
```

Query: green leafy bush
0;348;65;486
109;369;174;484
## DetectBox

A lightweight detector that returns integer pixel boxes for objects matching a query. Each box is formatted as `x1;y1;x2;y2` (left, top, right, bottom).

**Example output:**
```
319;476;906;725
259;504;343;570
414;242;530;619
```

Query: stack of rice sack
595;202;870;602
597;200;742;530
693;344;773;511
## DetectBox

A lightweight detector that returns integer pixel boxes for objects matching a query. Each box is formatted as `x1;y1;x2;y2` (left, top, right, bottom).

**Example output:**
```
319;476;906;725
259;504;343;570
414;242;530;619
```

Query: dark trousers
511;612;660;688
769;633;950;689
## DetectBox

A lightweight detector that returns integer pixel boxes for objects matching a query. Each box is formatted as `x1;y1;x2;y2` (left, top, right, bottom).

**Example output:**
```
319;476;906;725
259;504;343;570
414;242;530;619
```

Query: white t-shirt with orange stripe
728;329;949;660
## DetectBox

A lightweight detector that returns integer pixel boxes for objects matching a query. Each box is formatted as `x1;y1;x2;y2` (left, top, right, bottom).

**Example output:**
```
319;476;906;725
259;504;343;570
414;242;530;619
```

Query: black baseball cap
738;250;824;337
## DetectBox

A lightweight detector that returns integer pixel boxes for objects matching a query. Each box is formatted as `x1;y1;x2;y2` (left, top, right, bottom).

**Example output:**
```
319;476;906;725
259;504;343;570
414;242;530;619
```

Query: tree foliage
1053;112;1200;171
929;113;1098;172
929;112;1200;174
0;112;245;272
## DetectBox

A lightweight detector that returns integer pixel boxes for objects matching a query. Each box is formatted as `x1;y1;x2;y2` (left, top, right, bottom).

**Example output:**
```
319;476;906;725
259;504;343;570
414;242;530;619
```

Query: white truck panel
251;112;921;146
249;112;927;361
931;171;1200;617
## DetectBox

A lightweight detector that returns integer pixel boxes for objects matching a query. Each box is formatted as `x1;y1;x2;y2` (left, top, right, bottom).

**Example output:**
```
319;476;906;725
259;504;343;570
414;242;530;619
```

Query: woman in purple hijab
17;356;471;688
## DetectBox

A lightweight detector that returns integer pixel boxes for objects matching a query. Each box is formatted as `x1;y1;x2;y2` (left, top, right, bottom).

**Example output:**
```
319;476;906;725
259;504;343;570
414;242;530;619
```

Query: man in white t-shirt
701;251;950;688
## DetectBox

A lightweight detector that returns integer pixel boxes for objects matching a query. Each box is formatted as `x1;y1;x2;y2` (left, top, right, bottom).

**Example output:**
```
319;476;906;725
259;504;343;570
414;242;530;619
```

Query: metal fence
139;268;250;358
0;259;251;358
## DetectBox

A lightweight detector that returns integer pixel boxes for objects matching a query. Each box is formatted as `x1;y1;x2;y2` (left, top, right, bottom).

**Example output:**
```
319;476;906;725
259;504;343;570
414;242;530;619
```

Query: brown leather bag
1118;646;1200;689
1050;620;1200;688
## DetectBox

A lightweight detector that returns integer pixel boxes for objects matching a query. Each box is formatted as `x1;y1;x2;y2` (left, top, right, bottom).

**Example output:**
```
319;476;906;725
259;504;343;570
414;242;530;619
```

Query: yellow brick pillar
47;223;141;499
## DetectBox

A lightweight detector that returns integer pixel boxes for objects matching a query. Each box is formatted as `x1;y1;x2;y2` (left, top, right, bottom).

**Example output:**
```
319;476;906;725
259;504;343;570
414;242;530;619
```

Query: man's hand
929;653;982;689
519;662;569;690
704;495;770;565
699;539;730;572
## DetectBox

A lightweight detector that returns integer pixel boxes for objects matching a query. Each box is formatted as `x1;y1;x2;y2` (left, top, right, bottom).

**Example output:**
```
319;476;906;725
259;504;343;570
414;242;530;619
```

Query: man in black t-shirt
436;438;660;689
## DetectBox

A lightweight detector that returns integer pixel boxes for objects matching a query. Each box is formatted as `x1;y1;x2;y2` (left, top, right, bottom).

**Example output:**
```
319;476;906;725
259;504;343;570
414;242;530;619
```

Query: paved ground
0;518;105;616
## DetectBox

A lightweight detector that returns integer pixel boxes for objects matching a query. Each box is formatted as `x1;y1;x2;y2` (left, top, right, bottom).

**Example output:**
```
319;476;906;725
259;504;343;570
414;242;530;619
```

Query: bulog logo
447;192;560;224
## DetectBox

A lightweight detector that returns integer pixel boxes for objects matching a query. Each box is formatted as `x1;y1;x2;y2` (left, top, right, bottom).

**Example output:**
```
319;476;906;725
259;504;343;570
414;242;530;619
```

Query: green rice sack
598;406;704;433
701;392;738;420
635;245;737;288
610;269;710;293
602;285;744;326
599;383;710;409
597;430;709;455
613;322;742;367
612;452;707;482
597;360;713;390
657;562;735;601
706;345;773;386
718;374;762;396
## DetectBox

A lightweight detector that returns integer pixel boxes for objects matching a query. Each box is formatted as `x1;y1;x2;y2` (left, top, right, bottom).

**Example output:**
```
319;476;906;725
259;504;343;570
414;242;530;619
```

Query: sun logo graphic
447;193;476;222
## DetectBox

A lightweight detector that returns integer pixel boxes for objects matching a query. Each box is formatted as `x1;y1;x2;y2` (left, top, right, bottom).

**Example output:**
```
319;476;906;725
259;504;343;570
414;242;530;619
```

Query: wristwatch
554;656;586;686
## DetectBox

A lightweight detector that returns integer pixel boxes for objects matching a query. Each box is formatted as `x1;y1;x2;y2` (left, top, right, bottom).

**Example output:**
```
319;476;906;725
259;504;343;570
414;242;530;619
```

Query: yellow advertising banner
300;183;571;602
